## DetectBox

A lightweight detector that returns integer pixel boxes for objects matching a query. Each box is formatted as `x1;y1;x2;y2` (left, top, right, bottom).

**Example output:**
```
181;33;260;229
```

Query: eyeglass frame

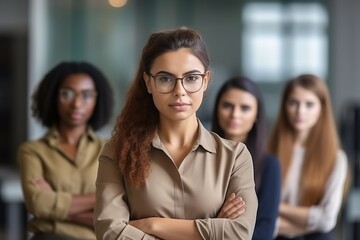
58;88;98;104
146;71;207;94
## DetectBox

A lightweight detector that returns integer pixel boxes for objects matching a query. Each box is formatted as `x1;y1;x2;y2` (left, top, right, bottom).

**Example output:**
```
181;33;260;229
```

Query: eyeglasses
58;88;97;104
148;72;206;94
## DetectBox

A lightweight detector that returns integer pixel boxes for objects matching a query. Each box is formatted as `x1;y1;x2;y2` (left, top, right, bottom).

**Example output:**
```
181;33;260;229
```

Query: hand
31;178;53;191
217;193;245;219
69;210;94;228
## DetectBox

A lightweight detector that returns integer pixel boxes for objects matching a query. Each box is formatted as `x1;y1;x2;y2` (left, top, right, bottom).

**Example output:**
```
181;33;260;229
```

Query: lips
170;102;189;106
225;118;242;129
227;121;240;128
69;111;83;120
169;102;190;111
294;118;304;123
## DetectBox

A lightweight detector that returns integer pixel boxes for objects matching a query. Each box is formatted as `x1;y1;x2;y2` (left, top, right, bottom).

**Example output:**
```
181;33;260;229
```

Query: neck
158;116;198;147
57;123;87;146
295;130;309;146
225;133;247;143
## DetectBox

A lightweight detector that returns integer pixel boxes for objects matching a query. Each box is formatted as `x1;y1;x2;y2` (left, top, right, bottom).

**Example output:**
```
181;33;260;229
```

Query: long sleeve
94;144;158;240
17;128;101;239
194;142;258;240
252;155;281;240
307;150;348;232
94;123;258;240
17;142;72;220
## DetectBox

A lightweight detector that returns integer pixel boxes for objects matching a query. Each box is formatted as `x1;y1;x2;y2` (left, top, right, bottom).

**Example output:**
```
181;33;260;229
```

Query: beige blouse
94;122;258;240
17;127;104;239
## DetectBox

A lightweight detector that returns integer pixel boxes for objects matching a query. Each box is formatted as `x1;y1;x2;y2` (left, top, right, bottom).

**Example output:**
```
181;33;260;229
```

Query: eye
59;89;74;100
82;91;96;100
288;99;299;107
221;102;233;109
184;74;200;82
156;75;174;83
240;105;251;112
305;101;315;108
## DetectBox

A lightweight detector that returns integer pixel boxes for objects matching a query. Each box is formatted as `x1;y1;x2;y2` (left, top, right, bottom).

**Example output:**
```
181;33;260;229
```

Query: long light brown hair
268;74;339;206
110;28;210;186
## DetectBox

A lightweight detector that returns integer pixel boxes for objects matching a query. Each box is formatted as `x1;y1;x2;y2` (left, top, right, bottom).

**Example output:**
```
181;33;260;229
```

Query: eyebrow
59;86;96;92
154;70;203;76
221;100;234;105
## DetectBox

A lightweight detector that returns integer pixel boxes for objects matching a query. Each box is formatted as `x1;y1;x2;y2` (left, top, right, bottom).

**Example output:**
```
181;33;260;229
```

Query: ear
143;72;152;94
202;71;211;91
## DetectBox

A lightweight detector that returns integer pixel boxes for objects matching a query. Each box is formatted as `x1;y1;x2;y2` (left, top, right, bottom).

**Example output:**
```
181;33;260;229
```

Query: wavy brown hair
111;28;210;186
268;74;339;206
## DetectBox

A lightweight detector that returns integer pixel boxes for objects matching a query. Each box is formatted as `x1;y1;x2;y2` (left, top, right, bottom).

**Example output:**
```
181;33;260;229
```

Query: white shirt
281;146;348;233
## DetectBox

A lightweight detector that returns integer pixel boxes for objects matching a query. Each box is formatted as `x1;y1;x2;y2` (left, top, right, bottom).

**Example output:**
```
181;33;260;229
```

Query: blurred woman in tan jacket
18;62;114;240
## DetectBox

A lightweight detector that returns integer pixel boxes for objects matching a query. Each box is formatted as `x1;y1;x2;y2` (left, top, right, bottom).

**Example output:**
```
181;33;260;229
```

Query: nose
231;107;241;118
173;79;186;96
71;94;83;108
296;103;306;115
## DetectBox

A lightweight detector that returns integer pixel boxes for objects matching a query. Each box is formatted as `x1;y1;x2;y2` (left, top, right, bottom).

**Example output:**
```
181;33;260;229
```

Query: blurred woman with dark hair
212;76;281;240
18;61;114;240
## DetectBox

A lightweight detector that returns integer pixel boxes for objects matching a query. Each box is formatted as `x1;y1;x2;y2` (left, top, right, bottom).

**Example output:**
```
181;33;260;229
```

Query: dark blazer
275;231;332;240
253;154;281;240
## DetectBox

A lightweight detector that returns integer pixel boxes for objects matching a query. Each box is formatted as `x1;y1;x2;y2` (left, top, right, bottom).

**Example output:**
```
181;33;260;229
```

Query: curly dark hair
111;28;210;186
31;61;114;131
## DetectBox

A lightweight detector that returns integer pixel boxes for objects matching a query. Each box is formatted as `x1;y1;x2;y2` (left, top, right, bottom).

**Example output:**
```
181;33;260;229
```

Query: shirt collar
151;119;216;154
196;120;216;153
45;126;98;146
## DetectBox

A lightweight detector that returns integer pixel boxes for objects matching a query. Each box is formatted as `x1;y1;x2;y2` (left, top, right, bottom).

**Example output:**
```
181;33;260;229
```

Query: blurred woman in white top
268;74;349;240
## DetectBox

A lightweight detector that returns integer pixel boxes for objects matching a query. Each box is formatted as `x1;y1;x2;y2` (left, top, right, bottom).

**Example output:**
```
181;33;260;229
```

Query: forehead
151;48;204;74
221;88;257;104
60;73;95;89
289;86;319;101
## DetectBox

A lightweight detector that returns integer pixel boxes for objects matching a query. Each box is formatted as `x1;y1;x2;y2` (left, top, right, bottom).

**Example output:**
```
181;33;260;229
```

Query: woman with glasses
94;28;258;240
212;76;281;240
269;74;348;240
17;61;114;240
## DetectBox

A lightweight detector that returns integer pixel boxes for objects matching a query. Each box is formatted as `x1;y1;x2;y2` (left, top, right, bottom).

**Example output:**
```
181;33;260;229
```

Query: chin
294;126;309;133
67;121;87;128
225;129;241;136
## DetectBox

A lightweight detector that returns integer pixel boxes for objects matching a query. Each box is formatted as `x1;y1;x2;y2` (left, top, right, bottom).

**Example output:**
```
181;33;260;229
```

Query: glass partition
29;0;329;136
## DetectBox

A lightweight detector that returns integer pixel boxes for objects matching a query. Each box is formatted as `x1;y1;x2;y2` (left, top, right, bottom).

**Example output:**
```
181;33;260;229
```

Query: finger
217;194;234;217
222;200;245;218
32;179;44;187
32;178;47;185
228;193;236;200
227;207;245;219
220;194;237;213
217;194;244;218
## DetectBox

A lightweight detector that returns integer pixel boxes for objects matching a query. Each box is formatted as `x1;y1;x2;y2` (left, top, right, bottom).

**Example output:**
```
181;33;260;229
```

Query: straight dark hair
212;76;267;191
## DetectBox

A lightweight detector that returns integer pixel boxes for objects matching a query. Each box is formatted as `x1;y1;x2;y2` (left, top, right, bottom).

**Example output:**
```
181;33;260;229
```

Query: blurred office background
0;0;359;239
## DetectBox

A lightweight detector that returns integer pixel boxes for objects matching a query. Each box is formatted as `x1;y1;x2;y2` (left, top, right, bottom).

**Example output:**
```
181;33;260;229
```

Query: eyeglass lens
59;89;97;103
153;74;204;93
